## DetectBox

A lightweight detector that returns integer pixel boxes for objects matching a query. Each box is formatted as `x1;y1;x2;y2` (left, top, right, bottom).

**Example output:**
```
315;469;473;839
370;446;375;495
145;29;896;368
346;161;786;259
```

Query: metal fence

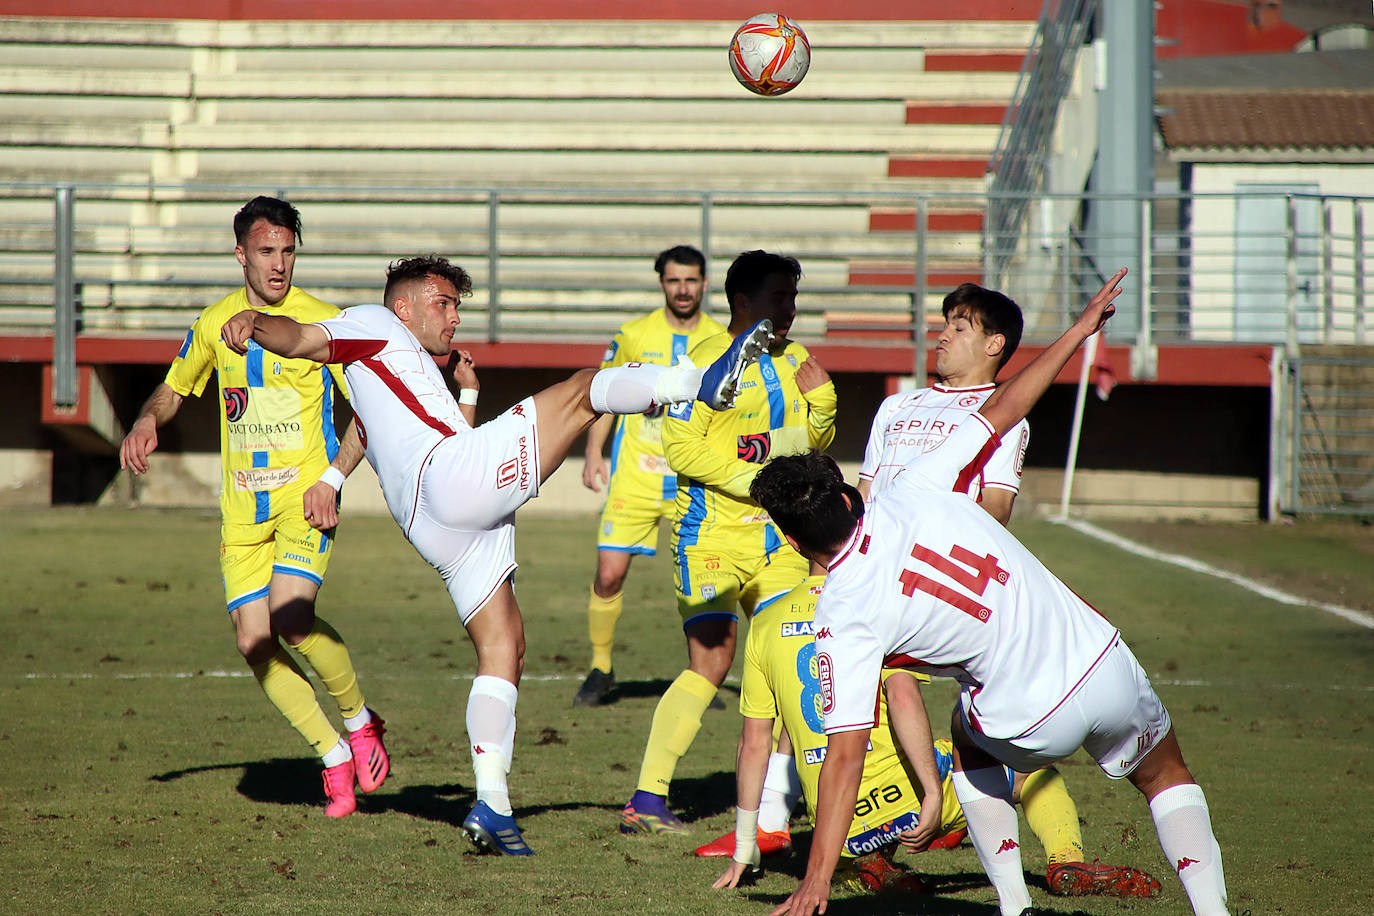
1276;351;1374;516
2;180;1370;397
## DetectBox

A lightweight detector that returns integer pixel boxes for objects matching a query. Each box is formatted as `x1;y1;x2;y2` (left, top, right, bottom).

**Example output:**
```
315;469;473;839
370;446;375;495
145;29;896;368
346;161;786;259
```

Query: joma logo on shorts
283;552;311;564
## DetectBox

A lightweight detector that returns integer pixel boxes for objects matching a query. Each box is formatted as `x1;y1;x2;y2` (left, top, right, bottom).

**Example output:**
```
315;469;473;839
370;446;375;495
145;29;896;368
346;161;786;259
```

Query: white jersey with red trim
859;384;1029;500
815;414;1119;742
317;303;469;527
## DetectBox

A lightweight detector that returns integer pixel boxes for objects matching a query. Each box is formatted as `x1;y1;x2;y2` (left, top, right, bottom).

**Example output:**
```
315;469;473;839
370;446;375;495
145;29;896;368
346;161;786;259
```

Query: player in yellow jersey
710;570;1162;901
574;246;727;706
119;197;388;818
621;250;837;834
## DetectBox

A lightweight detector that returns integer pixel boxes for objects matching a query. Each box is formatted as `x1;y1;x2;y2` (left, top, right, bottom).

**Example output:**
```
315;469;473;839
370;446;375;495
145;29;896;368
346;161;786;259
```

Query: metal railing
2;180;1370;406
1278;352;1374;516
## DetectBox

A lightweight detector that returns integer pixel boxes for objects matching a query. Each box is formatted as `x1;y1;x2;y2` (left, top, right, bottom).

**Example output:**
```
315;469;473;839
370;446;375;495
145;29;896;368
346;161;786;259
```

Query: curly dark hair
384;255;473;305
942;283;1024;370
749;452;863;555
233;196;302;245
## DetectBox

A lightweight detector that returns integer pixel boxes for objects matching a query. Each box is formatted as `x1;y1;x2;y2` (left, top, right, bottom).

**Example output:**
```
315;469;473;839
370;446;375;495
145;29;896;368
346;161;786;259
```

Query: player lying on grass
751;269;1230;916
707;567;1161;900
220;254;773;856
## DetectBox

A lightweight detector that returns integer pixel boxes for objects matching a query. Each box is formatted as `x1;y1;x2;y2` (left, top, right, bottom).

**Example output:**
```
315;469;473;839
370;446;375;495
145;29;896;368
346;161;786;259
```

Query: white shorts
405;397;541;623
961;637;1172;779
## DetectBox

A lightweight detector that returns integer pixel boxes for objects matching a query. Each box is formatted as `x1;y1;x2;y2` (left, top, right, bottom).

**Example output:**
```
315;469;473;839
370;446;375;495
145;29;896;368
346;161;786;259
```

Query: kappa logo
496;458;519;489
815;627;832;639
223;387;249;422
472;745;485;755
511;404;526;417
996;838;1019;854
1176;856;1199;873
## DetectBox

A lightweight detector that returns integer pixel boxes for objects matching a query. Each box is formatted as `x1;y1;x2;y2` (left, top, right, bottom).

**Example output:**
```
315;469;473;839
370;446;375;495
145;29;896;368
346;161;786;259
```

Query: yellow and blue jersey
665;335;836;571
741;575;964;855
164;286;347;527
601;308;727;507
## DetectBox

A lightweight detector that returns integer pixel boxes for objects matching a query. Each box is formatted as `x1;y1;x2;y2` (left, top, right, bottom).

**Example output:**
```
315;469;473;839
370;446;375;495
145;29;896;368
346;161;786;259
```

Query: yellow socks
251;649;338;757
587;586;623;674
635;669;717;795
1020;767;1085;865
293;616;366;720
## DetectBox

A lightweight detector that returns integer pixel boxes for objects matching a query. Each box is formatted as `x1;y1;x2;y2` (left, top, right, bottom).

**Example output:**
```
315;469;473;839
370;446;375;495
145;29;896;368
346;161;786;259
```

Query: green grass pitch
1;507;1370;915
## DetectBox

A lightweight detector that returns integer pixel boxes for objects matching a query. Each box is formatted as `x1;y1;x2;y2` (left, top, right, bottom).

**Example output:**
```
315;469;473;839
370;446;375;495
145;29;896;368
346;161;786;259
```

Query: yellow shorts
597;490;674;556
221;511;333;612
673;538;808;628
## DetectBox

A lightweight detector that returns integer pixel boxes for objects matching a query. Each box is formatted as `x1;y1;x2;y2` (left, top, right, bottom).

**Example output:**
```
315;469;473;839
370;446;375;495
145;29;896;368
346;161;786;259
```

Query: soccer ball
728;13;811;97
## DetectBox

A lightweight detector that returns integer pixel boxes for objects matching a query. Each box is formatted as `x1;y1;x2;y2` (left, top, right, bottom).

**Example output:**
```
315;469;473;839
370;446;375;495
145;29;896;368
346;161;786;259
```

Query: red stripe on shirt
360;356;456;438
326;336;387;364
954;414;1001;494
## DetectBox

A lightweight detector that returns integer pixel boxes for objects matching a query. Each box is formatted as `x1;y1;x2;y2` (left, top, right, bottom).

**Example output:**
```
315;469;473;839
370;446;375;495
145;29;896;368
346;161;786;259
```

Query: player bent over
751;269;1229;916
120;196;387;818
220;254;772;855
708;570;1160;901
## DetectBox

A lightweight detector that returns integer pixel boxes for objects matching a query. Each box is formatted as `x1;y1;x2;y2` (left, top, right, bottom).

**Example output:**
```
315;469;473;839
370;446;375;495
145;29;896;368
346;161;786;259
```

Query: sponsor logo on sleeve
497;458;518;489
817;652;835;713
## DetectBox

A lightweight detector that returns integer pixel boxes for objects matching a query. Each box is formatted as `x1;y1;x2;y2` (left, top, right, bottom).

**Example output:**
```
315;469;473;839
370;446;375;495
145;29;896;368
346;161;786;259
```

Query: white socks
951;767;1032;916
758;751;801;833
343;707;373;732
467;675;519;816
1149;783;1228;916
321;738;352;768
588;358;702;414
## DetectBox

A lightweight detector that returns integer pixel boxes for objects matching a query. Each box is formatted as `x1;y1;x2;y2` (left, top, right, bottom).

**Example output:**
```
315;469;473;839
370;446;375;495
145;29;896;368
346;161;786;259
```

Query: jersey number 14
898;542;1008;623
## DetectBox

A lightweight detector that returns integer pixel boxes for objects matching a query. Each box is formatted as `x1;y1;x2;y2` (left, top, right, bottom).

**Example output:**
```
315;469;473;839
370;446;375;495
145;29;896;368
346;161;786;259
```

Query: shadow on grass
667;769;737;823
584;677;742;707
151;757;626;827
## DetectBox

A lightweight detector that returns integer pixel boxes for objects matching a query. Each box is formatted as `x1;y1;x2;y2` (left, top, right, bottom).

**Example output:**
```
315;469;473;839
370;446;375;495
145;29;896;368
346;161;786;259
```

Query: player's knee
595;570;628;595
238;633;277;666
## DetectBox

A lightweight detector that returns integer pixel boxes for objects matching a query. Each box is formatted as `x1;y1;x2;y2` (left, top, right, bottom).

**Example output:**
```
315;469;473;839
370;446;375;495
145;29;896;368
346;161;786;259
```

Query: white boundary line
1054;517;1374;630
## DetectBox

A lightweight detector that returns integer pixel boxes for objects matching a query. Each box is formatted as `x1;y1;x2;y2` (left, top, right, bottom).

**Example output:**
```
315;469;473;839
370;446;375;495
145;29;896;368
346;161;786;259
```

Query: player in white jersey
751;270;1230;916
221;255;774;857
858;282;1028;524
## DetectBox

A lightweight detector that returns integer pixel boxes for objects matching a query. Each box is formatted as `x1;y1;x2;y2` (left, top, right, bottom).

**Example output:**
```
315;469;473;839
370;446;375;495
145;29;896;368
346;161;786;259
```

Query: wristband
732;807;760;866
317;466;346;491
458;388;480;406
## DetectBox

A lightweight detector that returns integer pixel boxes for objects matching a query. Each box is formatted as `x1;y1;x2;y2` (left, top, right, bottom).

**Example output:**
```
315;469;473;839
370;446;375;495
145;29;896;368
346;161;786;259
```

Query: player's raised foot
697;319;773;410
695;826;791;858
620;790;689;835
927;827;967;850
837;849;927;895
1047;859;1162;898
322;758;357;818
572;668;615;707
462;801;535;856
346;712;390;793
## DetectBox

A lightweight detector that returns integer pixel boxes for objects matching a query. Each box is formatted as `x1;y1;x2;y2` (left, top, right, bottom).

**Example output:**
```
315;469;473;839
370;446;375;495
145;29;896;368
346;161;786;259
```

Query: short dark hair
724;250;802;310
233;196;302;245
654;245;706;277
749;452;863;556
942;283;1024;370
384;255;473;305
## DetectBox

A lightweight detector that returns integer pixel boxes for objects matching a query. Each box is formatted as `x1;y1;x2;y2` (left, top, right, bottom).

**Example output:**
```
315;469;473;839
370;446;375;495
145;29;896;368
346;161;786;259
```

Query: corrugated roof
1157;88;1374;150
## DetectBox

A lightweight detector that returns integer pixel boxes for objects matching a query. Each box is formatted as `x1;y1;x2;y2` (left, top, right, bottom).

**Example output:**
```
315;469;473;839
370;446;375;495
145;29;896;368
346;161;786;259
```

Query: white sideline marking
1054;517;1374;630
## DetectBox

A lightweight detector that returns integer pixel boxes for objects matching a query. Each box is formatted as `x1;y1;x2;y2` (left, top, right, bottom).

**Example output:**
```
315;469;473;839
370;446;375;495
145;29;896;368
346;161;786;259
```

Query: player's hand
302;479;340;530
711;860;757;890
896;791;942;853
119;419;158;475
446;348;478;389
220;309;258;354
794;357;831;394
1074;267;1127;338
582;453;610;491
768;875;831;916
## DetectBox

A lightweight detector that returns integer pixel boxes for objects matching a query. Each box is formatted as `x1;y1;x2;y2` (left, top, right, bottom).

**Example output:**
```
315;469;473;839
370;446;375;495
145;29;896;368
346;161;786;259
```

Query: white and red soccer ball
728;13;811;97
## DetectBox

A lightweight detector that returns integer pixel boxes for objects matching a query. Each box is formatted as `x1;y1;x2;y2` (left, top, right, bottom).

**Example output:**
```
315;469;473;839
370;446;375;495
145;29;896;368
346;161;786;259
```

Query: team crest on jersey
737;432;771;463
959;395;980;407
223;387;248;422
699;584;717;601
603;521;614;536
785;354;797;367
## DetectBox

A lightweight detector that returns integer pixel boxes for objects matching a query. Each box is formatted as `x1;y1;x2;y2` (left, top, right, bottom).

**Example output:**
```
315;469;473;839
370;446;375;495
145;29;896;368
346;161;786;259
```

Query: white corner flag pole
1057;332;1099;520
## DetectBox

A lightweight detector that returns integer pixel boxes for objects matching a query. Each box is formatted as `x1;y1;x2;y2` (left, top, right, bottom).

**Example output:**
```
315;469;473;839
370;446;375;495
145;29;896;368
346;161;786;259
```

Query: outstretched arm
221;309;331;362
980;268;1125;436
